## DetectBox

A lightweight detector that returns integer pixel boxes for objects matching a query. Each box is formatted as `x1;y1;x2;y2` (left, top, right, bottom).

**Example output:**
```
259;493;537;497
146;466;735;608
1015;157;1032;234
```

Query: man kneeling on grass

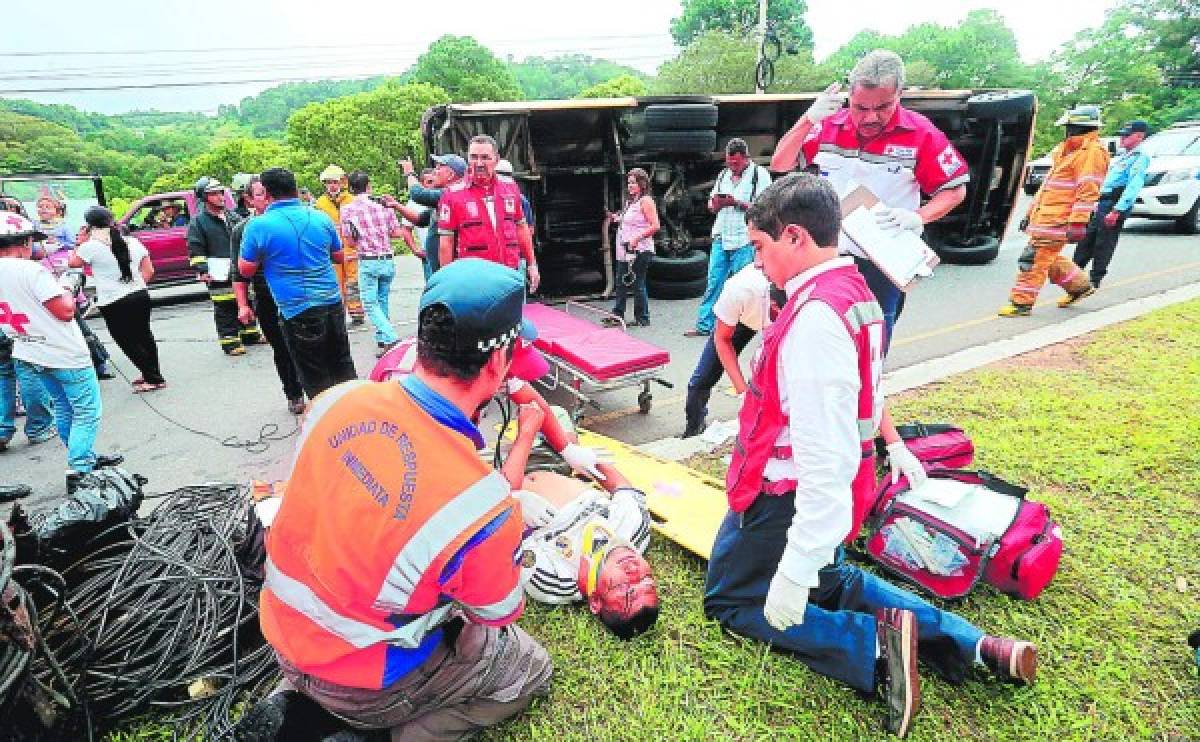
703;174;1038;737
515;469;659;639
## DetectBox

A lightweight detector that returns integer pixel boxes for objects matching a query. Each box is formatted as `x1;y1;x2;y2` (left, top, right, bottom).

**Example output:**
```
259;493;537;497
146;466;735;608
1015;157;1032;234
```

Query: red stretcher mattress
524;303;670;381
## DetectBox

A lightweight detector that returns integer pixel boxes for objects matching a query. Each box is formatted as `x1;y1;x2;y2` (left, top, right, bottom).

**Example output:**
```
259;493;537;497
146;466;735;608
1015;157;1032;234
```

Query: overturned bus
421;90;1036;298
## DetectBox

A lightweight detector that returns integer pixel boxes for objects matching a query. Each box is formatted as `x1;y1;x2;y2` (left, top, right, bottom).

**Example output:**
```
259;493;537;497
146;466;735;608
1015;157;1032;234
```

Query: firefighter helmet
1055;105;1102;128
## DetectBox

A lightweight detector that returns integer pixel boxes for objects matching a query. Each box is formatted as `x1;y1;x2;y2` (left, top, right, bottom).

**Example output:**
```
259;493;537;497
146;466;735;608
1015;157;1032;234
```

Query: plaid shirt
340;195;401;258
709;164;772;250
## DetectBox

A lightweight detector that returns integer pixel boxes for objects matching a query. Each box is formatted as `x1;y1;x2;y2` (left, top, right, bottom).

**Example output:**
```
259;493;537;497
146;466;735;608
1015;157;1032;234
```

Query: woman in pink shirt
604;168;659;327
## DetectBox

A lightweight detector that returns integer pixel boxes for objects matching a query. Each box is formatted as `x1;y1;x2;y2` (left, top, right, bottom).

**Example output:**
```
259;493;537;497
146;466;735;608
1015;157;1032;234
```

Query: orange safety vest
260;380;524;689
438;179;524;269
1027;131;1110;240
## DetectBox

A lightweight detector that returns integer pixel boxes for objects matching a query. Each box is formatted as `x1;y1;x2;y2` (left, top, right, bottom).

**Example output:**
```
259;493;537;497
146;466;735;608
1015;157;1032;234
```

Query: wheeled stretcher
523;302;673;421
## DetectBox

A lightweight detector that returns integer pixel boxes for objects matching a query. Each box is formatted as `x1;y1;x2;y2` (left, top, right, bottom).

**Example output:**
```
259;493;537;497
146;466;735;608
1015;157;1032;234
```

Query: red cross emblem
0;302;31;335
940;150;957;167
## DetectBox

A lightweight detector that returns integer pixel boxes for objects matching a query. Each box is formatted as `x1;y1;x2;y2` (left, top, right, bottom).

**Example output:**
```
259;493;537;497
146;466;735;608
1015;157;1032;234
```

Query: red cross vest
260;381;524;689
438;178;524;269
726;262;884;544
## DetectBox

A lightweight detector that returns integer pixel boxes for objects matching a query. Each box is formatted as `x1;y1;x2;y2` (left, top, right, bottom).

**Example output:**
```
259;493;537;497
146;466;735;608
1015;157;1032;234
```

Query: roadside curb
637;281;1200;462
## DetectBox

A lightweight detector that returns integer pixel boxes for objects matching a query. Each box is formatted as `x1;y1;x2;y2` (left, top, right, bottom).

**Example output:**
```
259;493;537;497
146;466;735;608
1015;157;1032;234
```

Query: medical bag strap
895;423;960;439
928;468;1029;499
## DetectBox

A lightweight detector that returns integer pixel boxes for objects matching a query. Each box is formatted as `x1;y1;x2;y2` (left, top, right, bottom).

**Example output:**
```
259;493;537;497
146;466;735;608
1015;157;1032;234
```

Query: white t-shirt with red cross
801;106;970;258
0;257;90;369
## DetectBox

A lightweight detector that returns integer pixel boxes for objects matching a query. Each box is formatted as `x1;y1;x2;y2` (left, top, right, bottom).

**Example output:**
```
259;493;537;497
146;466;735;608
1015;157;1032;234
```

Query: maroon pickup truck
118;188;236;286
0;173;235;288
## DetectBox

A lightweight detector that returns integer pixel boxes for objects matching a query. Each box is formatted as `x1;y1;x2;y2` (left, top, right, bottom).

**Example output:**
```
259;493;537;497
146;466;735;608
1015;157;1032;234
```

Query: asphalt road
5;201;1196;509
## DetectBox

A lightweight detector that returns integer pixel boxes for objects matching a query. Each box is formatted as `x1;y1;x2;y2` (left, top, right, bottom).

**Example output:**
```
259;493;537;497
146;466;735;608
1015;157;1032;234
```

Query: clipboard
839;186;939;291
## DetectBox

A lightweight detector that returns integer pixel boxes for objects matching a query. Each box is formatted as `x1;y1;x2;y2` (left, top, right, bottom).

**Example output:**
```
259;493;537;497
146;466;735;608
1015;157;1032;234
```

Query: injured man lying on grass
515;469;659;639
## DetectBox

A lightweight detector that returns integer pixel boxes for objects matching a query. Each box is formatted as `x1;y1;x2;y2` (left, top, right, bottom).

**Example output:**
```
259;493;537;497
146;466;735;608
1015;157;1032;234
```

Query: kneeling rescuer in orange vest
259;258;553;740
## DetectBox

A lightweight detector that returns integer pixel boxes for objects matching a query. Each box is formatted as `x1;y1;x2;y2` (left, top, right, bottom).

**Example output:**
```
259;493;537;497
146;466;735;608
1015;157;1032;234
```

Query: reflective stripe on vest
468;582;525;622
374;471;510;613
265;558;455;650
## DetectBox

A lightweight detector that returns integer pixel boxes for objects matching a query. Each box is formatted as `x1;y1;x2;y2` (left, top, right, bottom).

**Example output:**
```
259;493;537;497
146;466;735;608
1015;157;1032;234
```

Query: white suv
1130;123;1200;234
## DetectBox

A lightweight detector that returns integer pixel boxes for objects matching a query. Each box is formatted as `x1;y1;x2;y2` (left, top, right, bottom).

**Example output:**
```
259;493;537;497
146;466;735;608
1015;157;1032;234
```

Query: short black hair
260;168;299;200
744;173;841;247
725;137;749;157
416;303;513;382
347;170;370;195
599;604;660;640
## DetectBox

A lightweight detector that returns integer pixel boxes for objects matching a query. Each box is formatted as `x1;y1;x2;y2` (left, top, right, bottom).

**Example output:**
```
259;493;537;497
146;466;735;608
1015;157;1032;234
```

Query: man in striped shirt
340;171;405;355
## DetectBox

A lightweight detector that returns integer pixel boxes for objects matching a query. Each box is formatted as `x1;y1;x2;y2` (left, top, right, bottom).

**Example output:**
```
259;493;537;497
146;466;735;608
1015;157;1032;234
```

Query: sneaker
0;437;9;452
287;397;307;415
95;452;125;469
1057;285;1096;308
997;302;1032;317
601;316;623;328
681;421;706;439
876;608;920;738
348;318;368;332
636;319;651;327
979;636;1038;685
226;345;247;356
96;368;116;380
66;470;82;495
0;484;31;503
683;328;710;337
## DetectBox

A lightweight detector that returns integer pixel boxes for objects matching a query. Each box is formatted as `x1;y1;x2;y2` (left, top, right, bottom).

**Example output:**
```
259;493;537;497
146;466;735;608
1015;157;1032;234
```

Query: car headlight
1160;167;1200;184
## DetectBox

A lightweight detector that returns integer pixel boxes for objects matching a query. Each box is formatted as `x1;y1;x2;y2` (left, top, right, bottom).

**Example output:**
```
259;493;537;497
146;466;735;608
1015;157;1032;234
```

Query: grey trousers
278;621;552;742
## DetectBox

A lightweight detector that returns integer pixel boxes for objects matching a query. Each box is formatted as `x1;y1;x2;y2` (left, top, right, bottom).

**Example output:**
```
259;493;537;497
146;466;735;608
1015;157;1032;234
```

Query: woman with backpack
70;207;166;392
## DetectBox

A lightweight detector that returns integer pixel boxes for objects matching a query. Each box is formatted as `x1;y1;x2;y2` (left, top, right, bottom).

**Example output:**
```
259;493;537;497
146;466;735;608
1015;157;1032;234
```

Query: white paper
207;257;232;282
907;478;970;508
897;481;1021;545
841;204;939;290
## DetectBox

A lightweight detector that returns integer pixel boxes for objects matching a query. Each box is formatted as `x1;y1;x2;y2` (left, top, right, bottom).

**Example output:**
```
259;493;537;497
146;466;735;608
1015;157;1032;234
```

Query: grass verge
113;300;1200;740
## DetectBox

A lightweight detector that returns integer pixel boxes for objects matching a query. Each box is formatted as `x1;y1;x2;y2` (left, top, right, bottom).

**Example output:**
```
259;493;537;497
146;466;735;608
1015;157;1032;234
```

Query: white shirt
713;264;770;331
709;164;772;249
519;487;650;604
404;199;430;247
0;257;90;369
764;257;883;588
75;233;150;306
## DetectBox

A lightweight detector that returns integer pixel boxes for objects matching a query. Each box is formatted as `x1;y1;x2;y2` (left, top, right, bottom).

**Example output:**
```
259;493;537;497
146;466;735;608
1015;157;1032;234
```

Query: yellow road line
892;260;1200;349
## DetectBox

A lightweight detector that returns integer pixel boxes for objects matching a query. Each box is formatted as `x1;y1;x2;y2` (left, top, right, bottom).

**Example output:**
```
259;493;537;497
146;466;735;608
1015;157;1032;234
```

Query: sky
0;0;1119;115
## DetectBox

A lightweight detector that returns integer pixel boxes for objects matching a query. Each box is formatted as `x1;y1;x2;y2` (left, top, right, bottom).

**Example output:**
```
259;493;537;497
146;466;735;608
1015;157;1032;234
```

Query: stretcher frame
532;302;673;422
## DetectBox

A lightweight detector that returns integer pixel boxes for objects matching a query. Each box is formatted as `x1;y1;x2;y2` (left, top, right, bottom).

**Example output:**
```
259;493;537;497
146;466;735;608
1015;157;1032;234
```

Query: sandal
133;381;167;393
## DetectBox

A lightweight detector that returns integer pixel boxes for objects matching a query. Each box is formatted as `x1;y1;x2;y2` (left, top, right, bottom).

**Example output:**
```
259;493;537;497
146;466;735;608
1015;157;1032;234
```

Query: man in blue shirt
394;155;466;277
238;167;357;398
1070;120;1152;291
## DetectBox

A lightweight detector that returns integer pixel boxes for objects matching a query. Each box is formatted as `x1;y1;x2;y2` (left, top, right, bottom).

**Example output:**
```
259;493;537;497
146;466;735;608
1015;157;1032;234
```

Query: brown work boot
876;608;920;737
979;636;1038;685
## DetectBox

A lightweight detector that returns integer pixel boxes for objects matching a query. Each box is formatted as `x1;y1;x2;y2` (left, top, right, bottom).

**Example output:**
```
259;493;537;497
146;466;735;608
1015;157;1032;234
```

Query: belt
358;253;394;261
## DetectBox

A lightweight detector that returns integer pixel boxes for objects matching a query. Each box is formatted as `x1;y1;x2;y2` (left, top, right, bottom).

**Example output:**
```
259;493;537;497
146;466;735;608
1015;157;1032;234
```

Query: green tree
231;78;388;137
577;75;649;99
147;137;314;194
286;82;450;194
655;30;826;95
670;0;813;50
408;36;522;103
512;55;647;99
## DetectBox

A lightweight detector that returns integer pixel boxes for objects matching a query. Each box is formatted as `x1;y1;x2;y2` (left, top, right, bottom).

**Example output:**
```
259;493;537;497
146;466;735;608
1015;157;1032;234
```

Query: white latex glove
875;207;924;235
514;489;557;528
887;441;928;489
804;83;846;126
560;443;611;481
763;570;810;631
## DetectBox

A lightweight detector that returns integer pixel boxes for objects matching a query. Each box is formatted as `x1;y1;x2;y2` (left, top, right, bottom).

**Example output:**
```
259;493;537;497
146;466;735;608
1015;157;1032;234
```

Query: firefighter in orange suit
1000;105;1108;316
314;164;366;329
256;258;552;740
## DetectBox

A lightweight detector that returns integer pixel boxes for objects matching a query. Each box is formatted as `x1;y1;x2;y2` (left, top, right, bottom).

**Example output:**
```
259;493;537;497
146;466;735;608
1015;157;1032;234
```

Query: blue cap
1118;120;1150;136
419;259;536;354
431;154;467;177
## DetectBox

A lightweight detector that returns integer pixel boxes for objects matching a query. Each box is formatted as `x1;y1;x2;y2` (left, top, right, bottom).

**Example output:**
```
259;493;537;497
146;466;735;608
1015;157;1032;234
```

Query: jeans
357;258;399;345
611;251;652;324
696;242;755;333
252;281;304;401
684;323;756;431
16;361;101;472
0;356;54;442
98;290;165;385
281;302;357;399
704;492;983;692
852;257;903;354
1072;198;1122;287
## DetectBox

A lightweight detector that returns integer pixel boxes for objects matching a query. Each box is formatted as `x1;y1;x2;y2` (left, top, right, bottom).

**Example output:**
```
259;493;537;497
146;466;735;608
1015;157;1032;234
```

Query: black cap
418;258;536;355
1118;120;1150;136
